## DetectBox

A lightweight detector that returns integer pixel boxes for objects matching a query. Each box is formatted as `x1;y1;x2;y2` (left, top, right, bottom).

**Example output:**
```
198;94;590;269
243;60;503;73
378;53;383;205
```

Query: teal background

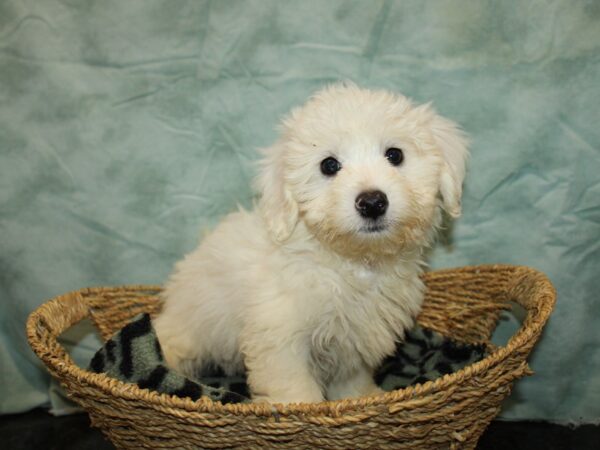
1;0;599;422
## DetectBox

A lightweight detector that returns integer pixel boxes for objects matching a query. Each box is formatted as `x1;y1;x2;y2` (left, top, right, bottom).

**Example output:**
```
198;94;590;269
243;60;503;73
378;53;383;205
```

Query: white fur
154;83;469;404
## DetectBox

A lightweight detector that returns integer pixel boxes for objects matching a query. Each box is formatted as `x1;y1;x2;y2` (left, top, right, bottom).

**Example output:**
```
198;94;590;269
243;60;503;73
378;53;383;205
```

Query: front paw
251;395;277;405
326;369;385;400
367;386;385;397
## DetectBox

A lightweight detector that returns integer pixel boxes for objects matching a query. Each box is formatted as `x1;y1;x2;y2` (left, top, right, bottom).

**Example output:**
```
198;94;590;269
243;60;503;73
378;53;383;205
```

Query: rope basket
27;265;555;449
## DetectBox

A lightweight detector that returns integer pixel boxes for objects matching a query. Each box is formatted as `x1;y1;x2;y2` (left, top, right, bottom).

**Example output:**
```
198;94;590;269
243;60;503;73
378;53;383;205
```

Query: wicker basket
27;265;555;449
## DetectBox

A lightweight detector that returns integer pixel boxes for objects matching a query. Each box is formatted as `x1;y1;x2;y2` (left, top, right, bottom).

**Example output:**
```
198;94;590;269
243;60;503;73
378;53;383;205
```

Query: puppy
154;83;468;404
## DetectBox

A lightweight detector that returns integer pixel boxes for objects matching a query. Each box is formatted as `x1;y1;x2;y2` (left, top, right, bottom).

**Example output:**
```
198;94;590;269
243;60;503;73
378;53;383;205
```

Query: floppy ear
430;114;469;218
254;140;299;241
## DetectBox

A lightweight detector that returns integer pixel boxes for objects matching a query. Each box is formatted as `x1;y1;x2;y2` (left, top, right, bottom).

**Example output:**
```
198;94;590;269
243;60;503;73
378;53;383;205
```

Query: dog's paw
251;395;277;405
367;386;385;397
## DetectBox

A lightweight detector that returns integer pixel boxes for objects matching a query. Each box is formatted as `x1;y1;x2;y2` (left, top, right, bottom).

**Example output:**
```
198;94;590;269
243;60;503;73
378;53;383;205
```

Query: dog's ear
254;140;299;241
430;113;469;218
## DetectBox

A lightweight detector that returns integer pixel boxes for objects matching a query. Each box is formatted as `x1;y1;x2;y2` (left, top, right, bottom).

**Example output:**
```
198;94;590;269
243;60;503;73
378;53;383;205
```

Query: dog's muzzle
355;190;388;219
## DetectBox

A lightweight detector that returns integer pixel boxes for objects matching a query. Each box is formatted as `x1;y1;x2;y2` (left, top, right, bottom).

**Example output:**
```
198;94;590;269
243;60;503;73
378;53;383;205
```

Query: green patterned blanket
90;314;486;403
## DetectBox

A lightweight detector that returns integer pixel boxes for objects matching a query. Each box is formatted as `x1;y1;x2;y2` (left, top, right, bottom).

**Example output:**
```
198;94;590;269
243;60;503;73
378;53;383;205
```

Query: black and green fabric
89;314;486;403
89;314;246;404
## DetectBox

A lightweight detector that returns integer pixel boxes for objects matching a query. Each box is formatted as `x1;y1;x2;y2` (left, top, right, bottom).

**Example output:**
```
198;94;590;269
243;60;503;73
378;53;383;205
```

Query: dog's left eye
385;148;404;166
320;157;342;176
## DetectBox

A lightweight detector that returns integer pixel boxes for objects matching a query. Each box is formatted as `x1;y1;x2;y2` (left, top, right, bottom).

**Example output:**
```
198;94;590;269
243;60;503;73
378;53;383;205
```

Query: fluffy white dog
154;83;468;404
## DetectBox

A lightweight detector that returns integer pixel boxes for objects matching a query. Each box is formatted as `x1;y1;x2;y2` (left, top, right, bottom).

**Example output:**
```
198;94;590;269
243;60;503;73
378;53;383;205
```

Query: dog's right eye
320;157;342;176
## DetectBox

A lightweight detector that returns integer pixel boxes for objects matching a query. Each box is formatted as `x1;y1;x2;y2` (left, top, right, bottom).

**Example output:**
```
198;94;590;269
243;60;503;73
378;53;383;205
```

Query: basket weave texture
27;265;555;449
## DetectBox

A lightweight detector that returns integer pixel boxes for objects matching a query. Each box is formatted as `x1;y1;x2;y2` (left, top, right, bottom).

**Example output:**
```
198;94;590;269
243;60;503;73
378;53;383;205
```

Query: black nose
355;190;388;219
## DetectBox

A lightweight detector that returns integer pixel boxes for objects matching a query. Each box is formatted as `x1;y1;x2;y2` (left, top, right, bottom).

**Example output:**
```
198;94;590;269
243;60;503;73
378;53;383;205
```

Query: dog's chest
306;273;401;383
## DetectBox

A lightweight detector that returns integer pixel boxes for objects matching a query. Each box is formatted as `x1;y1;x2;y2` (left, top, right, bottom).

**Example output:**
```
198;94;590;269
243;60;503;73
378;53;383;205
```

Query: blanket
89;313;486;403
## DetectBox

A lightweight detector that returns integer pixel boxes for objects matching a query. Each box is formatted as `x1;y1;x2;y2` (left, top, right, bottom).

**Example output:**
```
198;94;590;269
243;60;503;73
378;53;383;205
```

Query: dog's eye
320;157;342;176
385;148;404;166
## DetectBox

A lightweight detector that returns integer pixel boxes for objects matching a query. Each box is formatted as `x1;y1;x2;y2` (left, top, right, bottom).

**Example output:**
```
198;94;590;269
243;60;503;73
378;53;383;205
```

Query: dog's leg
326;365;383;401
160;343;198;377
245;345;324;404
154;311;208;378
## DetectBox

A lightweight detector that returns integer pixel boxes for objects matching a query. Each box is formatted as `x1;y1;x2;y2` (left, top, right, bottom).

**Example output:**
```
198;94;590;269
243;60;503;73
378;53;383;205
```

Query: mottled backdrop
1;0;599;422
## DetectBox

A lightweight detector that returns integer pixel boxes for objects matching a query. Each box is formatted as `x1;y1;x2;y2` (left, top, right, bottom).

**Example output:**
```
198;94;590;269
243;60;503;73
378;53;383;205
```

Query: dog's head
256;83;468;258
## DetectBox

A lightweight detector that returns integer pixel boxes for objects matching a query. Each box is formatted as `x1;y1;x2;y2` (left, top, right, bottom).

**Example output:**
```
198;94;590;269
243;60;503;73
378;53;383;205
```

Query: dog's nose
355;190;388;219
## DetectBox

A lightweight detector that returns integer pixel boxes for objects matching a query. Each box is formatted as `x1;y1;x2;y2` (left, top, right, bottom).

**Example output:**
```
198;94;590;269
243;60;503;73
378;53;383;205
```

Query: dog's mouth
358;222;387;234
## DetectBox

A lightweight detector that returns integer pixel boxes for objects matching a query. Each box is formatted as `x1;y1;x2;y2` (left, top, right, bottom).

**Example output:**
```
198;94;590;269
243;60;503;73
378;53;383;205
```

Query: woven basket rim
27;264;556;418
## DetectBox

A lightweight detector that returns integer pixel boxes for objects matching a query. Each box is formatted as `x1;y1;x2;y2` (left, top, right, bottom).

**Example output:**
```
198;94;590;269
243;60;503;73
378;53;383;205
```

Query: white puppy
154;83;468;404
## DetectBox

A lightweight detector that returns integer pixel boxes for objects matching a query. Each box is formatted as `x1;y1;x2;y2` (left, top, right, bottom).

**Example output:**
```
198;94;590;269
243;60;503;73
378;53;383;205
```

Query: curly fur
154;82;469;404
